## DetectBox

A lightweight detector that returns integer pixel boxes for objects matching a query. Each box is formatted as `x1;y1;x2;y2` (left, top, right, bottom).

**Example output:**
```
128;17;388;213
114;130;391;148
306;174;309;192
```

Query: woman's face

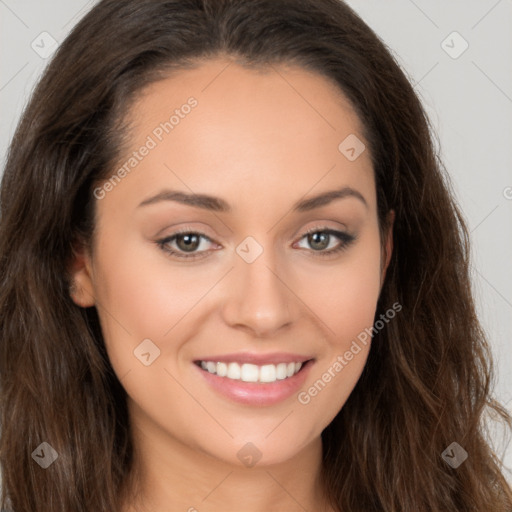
72;57;392;467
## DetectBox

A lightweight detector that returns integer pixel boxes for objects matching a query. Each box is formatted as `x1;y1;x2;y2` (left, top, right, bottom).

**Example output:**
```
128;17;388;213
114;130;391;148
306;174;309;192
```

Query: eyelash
156;226;356;261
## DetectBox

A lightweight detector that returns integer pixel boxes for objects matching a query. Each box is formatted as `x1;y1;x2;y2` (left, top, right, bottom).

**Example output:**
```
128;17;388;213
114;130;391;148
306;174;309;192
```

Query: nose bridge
222;234;295;336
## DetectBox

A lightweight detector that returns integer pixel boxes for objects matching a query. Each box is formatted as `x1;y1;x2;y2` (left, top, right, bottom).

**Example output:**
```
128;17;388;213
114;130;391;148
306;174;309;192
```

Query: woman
0;0;510;510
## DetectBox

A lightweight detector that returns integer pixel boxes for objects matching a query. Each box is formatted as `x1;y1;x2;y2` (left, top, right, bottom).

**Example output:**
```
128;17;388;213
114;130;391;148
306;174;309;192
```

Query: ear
380;209;395;288
69;243;96;308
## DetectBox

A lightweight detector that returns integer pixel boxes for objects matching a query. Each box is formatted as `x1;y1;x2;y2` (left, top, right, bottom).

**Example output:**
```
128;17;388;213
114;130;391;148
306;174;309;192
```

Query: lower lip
194;360;314;406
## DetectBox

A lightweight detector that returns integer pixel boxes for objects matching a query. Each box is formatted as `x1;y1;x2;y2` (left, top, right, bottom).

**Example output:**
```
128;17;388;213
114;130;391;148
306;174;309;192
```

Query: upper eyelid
158;226;351;249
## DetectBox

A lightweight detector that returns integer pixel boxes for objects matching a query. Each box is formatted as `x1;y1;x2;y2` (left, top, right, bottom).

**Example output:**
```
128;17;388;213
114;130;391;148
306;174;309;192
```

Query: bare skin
70;55;393;512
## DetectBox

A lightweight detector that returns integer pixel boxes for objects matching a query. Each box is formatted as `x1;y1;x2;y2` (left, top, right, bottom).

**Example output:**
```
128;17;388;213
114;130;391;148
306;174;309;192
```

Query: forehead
129;57;366;143
101;57;375;215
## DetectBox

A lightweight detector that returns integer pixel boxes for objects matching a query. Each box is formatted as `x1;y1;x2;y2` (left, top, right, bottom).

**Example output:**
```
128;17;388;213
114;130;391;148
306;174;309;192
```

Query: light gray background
1;0;511;479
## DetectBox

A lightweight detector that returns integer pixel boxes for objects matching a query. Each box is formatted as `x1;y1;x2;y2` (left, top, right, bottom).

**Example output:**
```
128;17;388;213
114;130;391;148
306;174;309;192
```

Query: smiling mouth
194;360;312;384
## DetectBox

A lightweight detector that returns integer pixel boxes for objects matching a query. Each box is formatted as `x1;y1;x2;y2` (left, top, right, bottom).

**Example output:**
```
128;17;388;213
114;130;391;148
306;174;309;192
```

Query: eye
156;229;216;261
156;226;356;261
294;227;356;257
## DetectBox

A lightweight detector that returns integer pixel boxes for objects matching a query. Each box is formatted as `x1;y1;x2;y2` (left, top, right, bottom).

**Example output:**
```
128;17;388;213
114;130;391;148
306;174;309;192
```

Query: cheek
307;225;383;347
294;230;382;422
94;230;216;322
89;233;219;376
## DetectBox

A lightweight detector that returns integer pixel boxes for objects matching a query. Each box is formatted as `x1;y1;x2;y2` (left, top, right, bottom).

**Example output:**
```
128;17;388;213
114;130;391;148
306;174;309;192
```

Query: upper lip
194;352;313;365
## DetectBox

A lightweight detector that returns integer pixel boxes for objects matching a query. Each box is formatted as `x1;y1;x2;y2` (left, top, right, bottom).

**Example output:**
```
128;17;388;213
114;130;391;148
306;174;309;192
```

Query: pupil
310;232;328;250
178;234;199;252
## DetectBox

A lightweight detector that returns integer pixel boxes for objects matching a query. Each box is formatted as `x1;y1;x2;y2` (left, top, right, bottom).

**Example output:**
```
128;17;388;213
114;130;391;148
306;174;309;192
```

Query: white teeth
240;364;259;382
227;362;241;379
259;364;276;383
276;363;288;380
198;360;305;383
216;362;228;377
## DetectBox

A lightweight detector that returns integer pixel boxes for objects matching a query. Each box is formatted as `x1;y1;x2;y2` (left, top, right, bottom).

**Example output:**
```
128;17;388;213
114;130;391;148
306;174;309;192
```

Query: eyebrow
137;186;368;212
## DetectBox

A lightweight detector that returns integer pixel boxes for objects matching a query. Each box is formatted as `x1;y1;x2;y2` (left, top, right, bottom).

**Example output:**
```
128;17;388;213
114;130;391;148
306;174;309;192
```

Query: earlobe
380;209;395;287
68;244;96;308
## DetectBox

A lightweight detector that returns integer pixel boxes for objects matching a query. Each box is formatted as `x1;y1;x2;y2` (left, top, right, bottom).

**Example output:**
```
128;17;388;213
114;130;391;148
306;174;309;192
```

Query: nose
221;243;297;338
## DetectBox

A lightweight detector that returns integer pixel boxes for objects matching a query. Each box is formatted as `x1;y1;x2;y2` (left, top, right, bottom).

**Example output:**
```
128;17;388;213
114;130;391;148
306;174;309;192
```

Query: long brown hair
1;0;510;510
